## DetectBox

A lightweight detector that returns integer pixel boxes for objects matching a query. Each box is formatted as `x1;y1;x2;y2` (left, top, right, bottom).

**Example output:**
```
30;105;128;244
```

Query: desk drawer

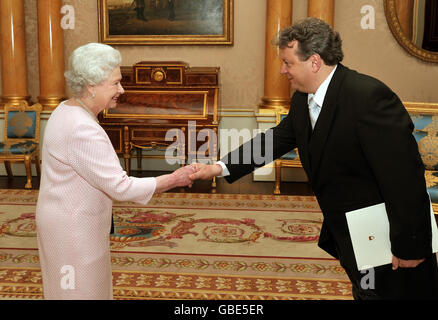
131;127;183;148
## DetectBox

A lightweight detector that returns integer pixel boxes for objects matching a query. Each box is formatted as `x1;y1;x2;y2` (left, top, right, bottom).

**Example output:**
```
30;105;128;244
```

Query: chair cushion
281;148;299;161
411;114;438;170
7;111;37;139
0;141;38;155
414;131;438;170
410;114;436;130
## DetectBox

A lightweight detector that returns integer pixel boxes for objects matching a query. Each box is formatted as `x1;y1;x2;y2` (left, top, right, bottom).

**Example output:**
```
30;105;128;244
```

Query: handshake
170;163;223;188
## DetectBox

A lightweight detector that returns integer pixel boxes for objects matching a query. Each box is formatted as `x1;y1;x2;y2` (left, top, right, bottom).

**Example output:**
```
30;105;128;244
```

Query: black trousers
334;235;438;300
343;254;438;300
324;215;438;300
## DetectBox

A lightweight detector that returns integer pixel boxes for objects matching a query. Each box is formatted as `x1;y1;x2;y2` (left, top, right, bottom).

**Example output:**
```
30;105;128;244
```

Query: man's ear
310;54;322;72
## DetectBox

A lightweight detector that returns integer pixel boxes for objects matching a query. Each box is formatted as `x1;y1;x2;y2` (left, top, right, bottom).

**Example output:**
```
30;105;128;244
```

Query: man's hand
189;163;222;180
170;165;197;188
392;255;425;270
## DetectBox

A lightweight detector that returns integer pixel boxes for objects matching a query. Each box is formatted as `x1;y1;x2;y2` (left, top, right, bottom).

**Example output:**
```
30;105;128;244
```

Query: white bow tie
308;98;321;130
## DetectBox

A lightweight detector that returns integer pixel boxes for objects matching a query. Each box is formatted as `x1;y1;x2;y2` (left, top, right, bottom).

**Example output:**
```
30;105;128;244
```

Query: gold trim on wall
220;108;255;112
404;101;438;114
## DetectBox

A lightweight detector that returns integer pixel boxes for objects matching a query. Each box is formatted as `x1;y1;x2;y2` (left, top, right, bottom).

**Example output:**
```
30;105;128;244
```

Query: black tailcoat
222;64;438;298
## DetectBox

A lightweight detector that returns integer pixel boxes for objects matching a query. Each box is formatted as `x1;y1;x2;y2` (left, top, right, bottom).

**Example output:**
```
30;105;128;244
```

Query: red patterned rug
0;189;352;300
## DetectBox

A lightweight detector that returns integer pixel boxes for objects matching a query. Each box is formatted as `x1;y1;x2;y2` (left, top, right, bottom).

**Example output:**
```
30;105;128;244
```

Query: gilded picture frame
384;0;438;63
98;0;233;45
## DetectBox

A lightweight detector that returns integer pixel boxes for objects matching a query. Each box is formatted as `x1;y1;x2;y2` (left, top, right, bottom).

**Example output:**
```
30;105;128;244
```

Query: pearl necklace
76;98;98;123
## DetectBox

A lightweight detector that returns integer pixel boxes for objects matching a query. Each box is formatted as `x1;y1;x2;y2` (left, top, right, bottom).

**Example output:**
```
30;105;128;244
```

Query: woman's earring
91;92;96;99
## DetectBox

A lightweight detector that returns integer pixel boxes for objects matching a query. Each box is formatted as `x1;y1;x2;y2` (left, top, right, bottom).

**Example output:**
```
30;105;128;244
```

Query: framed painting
98;0;233;45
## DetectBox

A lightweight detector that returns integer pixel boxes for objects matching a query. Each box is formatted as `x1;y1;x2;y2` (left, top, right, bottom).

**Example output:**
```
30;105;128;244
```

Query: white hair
64;43;122;97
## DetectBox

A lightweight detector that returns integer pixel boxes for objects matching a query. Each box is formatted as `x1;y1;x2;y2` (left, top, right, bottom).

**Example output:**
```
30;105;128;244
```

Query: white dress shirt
307;64;337;129
217;65;338;177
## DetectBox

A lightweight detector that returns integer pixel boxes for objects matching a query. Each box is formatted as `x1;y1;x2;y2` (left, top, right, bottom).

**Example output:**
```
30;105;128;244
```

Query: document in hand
346;200;438;271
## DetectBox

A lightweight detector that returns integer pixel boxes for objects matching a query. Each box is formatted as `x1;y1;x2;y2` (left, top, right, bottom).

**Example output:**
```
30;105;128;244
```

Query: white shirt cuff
215;161;230;177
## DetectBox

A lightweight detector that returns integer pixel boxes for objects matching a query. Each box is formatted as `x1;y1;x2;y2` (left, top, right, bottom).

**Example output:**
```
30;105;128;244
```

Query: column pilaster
37;0;66;110
258;0;293;114
0;0;30;106
308;0;335;27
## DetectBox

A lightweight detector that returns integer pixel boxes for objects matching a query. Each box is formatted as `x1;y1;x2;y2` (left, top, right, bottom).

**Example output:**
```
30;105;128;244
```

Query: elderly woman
36;43;194;300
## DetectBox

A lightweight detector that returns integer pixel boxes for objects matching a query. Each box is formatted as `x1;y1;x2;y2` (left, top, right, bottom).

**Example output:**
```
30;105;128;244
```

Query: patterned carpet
0;189;352;300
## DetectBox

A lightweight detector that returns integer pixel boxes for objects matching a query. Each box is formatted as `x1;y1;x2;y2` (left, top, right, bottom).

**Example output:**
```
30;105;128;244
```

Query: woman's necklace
75;98;98;123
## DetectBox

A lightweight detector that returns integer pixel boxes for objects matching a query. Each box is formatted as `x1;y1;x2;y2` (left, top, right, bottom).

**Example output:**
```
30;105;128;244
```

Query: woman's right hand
154;164;197;194
171;165;197;188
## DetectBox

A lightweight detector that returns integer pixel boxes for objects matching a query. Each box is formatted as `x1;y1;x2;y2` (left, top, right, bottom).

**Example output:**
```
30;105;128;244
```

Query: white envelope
345;198;438;271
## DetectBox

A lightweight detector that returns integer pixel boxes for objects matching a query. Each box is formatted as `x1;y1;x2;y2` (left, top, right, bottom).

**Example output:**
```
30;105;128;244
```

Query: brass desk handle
152;68;166;82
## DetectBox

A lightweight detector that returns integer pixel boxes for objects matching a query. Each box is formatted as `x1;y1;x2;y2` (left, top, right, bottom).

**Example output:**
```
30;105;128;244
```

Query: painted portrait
98;0;233;45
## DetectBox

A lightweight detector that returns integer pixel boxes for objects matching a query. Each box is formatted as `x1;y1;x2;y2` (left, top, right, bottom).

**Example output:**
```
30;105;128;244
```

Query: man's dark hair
277;17;344;65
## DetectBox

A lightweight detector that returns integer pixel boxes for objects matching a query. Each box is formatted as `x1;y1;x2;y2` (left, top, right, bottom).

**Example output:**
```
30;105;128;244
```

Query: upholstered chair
0;101;42;188
410;112;438;213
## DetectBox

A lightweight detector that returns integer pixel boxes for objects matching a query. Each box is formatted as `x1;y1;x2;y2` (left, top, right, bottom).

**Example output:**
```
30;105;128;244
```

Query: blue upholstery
410;113;438;205
411;114;438;170
0;101;42;189
425;171;438;204
282;148;299;160
1;110;38;157
410;114;437;131
7;111;36;139
413;131;438;170
0;141;38;155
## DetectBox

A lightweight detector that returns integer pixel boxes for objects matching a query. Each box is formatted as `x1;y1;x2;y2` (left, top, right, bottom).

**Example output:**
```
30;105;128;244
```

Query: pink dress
36;101;156;299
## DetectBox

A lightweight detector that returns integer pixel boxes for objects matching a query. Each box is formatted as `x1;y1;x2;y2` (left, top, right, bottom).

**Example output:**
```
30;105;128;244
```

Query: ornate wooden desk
98;61;220;186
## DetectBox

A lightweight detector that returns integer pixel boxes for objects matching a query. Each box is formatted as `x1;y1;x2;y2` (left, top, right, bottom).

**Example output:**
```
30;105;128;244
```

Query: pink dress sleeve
66;121;156;205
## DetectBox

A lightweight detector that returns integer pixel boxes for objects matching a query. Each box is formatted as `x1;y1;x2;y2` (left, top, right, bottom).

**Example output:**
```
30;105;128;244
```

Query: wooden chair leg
35;154;41;177
4;161;13;178
211;176;217;192
124;155;131;176
136;147;142;172
274;160;281;195
24;155;32;189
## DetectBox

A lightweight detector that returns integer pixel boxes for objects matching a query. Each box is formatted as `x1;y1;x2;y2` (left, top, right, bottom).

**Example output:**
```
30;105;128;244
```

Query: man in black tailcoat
190;17;438;300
